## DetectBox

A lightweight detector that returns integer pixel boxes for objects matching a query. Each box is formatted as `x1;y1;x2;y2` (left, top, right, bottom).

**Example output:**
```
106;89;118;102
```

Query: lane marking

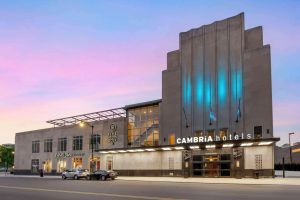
0;185;186;200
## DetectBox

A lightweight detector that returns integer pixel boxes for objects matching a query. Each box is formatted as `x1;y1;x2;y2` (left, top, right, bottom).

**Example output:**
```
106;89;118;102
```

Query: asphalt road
0;177;299;200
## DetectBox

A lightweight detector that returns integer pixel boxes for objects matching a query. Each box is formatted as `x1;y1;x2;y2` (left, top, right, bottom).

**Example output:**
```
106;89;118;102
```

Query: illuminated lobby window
73;157;83;169
127;105;159;147
219;128;228;138
169;134;175;145
57;160;66;173
43;160;52;173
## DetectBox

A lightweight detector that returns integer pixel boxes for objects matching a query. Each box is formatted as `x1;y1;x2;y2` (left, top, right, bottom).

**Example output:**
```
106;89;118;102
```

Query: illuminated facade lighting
108;151;117;153
162;147;172;151
206;145;216;149
127;150;137;152
100;151;108;154
145;148;155;152
175;147;184;150
223;144;234;148
118;150;127;153
136;149;144;152
258;141;273;146
240;143;253;147
189;145;199;149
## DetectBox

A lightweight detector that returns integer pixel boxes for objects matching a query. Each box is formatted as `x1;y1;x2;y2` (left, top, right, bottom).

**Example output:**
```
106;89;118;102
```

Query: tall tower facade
161;13;273;144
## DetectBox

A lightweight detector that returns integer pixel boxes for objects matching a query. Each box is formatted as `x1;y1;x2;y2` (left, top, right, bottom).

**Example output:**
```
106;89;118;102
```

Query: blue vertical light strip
205;78;211;108
196;76;203;105
187;75;192;105
218;66;226;105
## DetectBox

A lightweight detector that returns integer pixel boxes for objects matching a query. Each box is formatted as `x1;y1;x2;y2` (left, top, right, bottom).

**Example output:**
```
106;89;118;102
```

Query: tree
0;145;14;169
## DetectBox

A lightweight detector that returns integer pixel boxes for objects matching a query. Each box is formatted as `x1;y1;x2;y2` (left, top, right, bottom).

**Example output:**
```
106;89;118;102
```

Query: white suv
62;169;88;180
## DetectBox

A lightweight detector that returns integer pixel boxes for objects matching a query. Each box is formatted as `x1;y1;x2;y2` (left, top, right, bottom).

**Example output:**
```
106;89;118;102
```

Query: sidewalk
1;173;300;186
117;176;300;186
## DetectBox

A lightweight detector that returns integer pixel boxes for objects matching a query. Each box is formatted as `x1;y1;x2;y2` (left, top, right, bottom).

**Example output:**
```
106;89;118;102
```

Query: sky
0;0;299;145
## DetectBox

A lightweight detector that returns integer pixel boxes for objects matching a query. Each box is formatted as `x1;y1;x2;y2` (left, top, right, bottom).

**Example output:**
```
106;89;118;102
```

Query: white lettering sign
176;133;252;144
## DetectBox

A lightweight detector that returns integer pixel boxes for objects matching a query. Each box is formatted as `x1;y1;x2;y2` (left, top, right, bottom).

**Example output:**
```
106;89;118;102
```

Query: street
0;177;299;200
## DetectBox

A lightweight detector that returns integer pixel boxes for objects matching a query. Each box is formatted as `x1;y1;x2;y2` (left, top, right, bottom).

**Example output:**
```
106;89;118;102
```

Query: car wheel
101;175;106;181
62;175;66;180
96;176;100;180
111;177;115;180
74;175;78;180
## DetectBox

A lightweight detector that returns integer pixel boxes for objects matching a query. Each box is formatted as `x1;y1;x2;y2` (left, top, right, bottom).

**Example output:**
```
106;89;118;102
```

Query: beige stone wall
244;146;274;169
101;151;182;170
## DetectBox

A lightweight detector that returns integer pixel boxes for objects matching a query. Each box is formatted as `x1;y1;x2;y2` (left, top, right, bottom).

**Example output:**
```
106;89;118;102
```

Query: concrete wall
244;38;273;138
101;151;182;170
161;50;181;144
244;146;274;169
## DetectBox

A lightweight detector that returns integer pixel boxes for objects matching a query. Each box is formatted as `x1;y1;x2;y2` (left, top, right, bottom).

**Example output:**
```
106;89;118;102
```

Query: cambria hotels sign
176;133;252;144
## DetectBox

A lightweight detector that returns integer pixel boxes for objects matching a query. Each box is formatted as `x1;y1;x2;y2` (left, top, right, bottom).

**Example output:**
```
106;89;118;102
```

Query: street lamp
79;121;95;171
289;132;295;164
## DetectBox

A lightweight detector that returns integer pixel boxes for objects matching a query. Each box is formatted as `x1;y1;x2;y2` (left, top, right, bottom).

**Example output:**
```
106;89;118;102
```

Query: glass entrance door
192;154;231;177
203;155;219;177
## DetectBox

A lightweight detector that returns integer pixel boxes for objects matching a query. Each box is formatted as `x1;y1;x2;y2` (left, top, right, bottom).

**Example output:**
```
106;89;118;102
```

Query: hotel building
14;13;279;178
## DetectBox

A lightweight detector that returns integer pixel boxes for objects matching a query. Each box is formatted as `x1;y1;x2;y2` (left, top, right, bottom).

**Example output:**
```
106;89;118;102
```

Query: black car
86;170;117;181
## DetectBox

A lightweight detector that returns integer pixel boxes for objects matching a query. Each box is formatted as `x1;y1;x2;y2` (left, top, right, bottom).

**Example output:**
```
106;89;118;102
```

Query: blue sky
0;0;299;145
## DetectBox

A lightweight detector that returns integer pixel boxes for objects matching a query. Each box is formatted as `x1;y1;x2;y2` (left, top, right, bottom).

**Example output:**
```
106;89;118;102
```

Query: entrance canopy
46;107;126;127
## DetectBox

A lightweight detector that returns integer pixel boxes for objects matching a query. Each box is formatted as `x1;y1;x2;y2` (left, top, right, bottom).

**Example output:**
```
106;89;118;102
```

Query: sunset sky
0;0;299;145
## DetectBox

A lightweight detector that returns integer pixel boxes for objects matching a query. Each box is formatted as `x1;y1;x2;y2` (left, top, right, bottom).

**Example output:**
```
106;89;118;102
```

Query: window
72;157;83;169
169;134;175;145
44;139;52;152
57;160;66;173
254;126;263;139
58;138;67;152
43;160;52;173
89;134;101;150
31;159;39;173
32;141;40;153
73;136;83;151
127;105;159;147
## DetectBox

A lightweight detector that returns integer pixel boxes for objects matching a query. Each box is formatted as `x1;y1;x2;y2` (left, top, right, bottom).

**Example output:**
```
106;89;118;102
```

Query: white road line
0;185;187;200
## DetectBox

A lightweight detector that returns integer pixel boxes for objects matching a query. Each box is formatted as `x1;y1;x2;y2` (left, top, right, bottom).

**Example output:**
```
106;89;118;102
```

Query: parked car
62;169;89;180
86;170;118;181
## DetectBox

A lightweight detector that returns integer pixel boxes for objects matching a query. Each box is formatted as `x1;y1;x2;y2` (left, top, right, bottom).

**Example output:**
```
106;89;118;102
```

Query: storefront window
44;139;52;152
73;136;83;151
43;160;52;173
31;159;39;173
127;105;159;147
57;160;66;173
73;157;83;169
58;138;67;152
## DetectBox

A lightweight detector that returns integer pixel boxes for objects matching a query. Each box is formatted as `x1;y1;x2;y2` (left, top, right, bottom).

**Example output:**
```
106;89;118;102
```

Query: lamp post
289;132;294;164
79;121;94;171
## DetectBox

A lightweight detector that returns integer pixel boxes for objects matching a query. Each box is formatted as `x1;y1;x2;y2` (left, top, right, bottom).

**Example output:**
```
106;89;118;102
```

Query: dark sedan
86;170;118;181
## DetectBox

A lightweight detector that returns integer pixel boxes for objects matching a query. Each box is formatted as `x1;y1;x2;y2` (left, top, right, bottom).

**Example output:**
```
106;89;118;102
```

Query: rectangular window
254;126;263;139
32;141;40;153
31;159;39;173
73;136;83;151
169;134;175;145
72;157;83;169
44;139;53;152
127;105;159;147
58;138;67;152
89;134;101;150
57;160;66;173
